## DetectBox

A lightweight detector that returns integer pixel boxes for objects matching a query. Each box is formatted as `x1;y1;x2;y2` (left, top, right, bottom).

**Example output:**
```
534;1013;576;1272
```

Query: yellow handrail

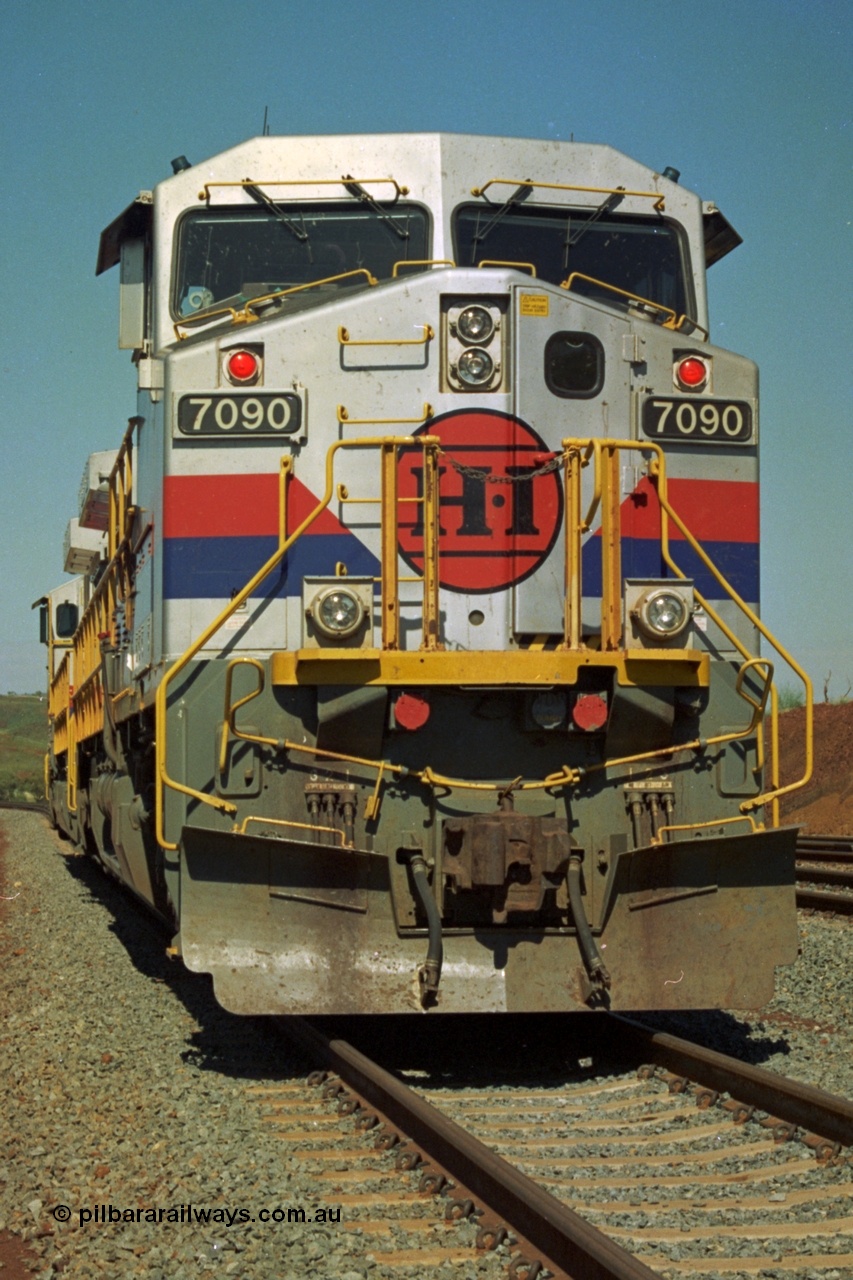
558;437;811;818
560;272;708;338
561;272;679;328
648;453;813;812
52;418;141;812
155;432;810;849
155;434;441;852
174;270;378;340
242;271;377;317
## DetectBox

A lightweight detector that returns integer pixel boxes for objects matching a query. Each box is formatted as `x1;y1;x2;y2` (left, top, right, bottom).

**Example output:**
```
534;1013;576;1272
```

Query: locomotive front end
44;133;812;1015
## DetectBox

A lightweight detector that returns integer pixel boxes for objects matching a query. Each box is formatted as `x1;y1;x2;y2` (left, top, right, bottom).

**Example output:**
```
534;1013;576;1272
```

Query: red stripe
619;478;759;542
163;474;344;537
163;474;759;545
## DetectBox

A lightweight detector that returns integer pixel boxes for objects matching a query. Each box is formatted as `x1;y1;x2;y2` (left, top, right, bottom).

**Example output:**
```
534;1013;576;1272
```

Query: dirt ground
774;700;853;835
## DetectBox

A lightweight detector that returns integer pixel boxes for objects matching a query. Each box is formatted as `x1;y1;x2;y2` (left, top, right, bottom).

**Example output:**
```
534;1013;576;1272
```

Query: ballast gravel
0;813;506;1280
2;810;853;1280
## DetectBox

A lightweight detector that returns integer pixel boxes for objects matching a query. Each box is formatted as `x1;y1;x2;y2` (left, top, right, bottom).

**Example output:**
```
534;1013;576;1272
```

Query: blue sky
1;0;850;695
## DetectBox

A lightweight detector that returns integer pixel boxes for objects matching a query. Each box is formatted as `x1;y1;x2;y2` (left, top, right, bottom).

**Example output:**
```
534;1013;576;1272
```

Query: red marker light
227;350;259;383
394;691;431;731
572;694;608;732
675;356;708;390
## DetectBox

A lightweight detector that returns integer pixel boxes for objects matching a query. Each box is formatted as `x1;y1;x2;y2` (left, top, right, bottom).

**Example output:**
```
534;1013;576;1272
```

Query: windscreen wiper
342;176;410;240
564;189;625;258
244;181;312;249
470;180;534;250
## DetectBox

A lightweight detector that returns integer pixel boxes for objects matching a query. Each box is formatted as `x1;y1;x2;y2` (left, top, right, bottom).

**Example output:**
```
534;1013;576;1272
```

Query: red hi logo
398;410;563;594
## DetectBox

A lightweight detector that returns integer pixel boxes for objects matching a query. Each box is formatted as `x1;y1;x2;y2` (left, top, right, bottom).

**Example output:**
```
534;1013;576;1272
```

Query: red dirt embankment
775;701;853;836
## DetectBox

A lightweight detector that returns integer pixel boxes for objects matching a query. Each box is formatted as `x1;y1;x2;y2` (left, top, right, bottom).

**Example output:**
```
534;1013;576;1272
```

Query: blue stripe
163;535;381;599
583;538;759;601
163;534;759;603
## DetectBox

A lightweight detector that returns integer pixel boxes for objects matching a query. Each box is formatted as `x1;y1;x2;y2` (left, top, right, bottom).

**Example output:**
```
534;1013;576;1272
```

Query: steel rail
796;886;853;916
608;1014;853;1149
0;800;50;816
285;1017;660;1280
796;864;853;889
796;835;853;862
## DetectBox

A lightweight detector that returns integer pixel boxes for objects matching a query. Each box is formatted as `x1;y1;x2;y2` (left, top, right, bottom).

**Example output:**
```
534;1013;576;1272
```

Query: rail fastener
289;1017;662;1280
610;1013;853;1151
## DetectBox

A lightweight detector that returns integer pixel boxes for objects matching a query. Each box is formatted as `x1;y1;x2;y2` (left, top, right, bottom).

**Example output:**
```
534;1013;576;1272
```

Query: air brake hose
406;851;443;1007
567;851;611;996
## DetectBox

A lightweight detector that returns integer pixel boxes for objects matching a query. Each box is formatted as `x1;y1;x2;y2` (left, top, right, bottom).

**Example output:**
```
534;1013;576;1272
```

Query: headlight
635;588;690;639
456;347;495;386
457;305;495;345
309;586;366;640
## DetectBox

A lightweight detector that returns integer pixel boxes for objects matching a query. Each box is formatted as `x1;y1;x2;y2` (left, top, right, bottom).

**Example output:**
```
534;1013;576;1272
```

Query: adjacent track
796;834;853;916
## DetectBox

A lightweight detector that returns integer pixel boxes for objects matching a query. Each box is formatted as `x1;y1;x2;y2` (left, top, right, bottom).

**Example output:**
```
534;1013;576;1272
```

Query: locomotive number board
177;393;302;436
641;397;752;443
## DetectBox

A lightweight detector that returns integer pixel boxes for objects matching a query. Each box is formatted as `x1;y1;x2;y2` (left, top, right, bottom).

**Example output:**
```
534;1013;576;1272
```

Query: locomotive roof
97;132;741;275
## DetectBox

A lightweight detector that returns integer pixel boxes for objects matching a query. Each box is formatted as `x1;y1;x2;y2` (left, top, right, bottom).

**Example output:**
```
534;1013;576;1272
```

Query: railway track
796;835;853;916
267;1015;853;1279
3;808;852;1279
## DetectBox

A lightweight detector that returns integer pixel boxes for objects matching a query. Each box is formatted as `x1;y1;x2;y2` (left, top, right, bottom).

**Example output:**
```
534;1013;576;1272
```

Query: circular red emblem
398;410;563;594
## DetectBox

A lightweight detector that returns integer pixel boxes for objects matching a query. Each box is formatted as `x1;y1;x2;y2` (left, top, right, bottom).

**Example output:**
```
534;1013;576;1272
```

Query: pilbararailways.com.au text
52;1204;342;1228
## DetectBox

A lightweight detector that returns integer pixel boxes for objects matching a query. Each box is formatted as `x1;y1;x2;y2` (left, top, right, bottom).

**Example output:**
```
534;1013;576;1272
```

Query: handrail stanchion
600;443;622;650
420;439;442;651
563;446;583;650
380;441;400;650
278;456;292;551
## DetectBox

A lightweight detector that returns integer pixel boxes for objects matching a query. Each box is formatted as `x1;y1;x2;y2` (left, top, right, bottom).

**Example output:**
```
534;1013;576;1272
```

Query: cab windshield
453;203;691;318
175;201;430;317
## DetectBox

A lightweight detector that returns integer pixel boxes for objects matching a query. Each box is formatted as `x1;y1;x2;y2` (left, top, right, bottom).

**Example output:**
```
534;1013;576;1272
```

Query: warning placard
519;294;550;317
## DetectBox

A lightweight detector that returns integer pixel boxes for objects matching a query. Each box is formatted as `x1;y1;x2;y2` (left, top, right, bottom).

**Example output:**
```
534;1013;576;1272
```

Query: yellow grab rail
478;260;537;276
338;324;434;348
218;658;281;777
651;814;758;846
337;403;433;427
197;177;410;202
392;259;455;277
234;815;348;846
470;178;666;212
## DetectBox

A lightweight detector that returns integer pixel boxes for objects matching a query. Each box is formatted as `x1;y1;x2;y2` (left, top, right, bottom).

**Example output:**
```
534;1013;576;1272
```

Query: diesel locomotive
38;132;813;1014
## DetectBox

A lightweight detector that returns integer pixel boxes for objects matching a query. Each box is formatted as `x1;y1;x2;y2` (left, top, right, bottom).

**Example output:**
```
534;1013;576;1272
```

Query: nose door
511;285;632;638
